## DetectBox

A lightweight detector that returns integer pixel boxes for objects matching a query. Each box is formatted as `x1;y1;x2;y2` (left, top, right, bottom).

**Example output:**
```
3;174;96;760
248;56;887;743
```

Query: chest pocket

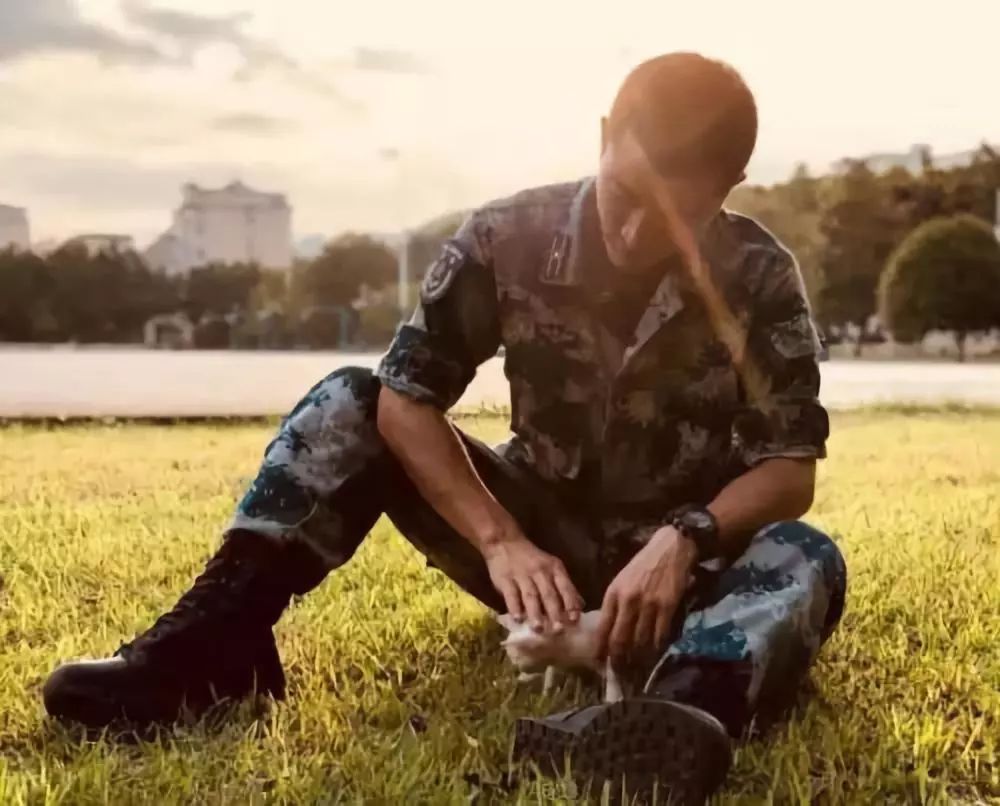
628;318;741;417
500;287;602;480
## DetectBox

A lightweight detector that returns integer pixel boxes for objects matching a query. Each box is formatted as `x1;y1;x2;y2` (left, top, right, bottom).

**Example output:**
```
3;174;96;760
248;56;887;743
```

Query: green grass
1;410;998;804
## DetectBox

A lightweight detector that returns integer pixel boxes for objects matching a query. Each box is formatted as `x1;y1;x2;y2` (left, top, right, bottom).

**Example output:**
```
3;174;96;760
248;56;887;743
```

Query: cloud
0;150;306;243
0;151;230;211
120;1;269;64
121;1;354;105
211;112;294;135
119;2;252;51
0;0;164;64
354;47;429;75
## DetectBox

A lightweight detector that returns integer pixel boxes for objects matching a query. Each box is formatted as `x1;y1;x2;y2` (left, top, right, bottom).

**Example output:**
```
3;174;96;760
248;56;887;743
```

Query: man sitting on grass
44;52;846;802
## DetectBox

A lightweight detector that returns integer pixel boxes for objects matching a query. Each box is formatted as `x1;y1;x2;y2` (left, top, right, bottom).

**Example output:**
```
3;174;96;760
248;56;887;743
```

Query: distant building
832;144;996;175
144;231;197;275
63;233;135;257
145;181;293;275
0;204;30;251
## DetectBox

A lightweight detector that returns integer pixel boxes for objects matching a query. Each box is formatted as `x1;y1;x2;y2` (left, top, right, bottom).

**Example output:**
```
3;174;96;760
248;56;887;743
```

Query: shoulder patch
421;242;466;303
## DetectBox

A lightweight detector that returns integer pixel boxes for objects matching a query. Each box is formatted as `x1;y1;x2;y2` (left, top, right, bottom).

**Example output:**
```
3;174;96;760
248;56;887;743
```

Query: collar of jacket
538;176;702;361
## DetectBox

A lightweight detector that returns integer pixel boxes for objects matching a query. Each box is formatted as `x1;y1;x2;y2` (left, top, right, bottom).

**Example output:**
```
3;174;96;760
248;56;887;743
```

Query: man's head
596;53;757;271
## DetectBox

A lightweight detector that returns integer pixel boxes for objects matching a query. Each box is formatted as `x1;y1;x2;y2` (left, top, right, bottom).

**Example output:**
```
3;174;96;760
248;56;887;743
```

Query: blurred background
2;0;1000;416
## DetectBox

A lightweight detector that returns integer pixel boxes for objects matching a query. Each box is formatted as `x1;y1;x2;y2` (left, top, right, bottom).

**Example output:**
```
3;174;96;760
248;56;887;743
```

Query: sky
1;0;998;247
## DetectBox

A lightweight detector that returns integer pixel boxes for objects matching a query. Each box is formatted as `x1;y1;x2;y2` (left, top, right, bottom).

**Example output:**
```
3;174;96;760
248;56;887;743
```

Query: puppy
497;610;624;703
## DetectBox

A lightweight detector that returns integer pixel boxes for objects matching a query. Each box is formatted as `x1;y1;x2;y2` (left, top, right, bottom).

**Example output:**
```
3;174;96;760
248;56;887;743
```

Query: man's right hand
377;389;583;633
482;536;584;633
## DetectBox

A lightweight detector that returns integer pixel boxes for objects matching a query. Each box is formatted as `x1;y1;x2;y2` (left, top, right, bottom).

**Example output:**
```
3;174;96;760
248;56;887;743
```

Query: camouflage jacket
377;178;829;521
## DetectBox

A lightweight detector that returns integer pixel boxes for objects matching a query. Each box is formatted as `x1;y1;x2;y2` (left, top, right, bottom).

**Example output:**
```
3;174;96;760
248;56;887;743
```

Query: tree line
0;228;453;349
2;147;1000;354
728;144;1000;356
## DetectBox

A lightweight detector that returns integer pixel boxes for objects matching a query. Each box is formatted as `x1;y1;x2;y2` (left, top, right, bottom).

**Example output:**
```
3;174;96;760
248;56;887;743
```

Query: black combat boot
43;531;324;728
513;698;732;804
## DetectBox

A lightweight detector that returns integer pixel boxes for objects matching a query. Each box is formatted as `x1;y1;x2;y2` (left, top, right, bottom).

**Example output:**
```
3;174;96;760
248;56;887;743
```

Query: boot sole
513;699;731;803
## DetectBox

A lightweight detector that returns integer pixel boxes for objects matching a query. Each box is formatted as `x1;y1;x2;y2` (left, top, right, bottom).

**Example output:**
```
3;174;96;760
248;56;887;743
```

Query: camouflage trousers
229;367;847;734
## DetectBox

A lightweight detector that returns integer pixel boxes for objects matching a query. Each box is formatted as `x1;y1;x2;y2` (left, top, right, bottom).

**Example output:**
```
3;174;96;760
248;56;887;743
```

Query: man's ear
720;171;747;200
600;116;608;152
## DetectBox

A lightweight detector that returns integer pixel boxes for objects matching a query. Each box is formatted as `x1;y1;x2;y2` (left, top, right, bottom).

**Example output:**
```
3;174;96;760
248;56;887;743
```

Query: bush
184;263;260;322
292;235;398;310
192;315;231;349
356;302;401;347
255;310;293;350
297;306;352;350
879;215;1000;359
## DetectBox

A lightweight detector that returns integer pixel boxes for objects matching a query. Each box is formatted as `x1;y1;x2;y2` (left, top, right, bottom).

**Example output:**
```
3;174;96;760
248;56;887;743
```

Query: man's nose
620;208;646;250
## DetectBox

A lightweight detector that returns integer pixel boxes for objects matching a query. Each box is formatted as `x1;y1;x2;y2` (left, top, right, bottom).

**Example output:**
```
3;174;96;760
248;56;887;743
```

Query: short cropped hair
607;53;757;187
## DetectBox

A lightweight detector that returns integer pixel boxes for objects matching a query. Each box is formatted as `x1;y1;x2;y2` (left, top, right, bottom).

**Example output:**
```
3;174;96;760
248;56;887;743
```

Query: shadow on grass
36;692;280;751
26;617;833;804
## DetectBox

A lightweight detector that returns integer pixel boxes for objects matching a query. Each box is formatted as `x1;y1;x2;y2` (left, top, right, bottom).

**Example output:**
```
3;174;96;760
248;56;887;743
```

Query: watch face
675;508;718;560
685;509;715;534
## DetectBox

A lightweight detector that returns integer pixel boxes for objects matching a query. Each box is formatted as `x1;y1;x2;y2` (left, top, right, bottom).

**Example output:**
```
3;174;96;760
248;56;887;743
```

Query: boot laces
118;540;256;658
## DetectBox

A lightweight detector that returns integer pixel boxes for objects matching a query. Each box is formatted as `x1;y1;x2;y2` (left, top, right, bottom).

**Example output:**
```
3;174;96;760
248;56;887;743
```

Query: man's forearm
376;386;517;553
706;457;816;560
378;386;583;629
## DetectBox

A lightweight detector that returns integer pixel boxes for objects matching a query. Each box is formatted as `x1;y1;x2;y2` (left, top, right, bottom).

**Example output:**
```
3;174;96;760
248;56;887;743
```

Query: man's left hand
596;525;699;668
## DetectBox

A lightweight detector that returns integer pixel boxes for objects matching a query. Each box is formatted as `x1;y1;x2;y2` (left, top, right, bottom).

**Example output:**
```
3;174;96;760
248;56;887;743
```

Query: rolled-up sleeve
376;211;501;411
733;253;829;465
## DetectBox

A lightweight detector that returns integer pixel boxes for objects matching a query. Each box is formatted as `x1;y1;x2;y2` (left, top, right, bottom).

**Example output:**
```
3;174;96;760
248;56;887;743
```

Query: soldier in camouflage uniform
45;53;845;801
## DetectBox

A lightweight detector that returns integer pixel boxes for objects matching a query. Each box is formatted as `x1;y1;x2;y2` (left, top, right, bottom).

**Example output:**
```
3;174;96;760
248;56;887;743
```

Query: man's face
595;125;735;273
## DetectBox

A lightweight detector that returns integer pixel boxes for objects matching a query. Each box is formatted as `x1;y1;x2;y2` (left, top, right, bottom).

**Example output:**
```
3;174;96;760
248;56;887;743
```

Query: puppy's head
497;614;552;672
496;611;604;673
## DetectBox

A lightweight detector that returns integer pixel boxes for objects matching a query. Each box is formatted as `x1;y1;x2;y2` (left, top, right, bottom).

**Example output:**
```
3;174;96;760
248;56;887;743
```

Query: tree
297;306;351;349
292;234;397;308
45;245;178;342
407;209;467;281
354;282;420;347
96;250;179;341
727;164;826;307
249;268;289;312
937;143;1000;224
817;161;904;352
879;215;1000;361
46;245;117;341
183;262;261;321
192;315;232;349
0;248;56;341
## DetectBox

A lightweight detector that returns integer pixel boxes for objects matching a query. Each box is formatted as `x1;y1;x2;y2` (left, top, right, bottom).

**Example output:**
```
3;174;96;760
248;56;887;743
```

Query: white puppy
497;610;624;703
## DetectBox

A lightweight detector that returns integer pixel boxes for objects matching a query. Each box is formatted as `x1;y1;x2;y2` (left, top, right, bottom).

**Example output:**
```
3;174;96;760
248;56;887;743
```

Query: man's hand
483;536;583;634
378;388;583;634
597;525;699;667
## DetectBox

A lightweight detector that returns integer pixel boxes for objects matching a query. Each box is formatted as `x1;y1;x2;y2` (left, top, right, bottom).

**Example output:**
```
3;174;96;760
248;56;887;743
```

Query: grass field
1;409;998;804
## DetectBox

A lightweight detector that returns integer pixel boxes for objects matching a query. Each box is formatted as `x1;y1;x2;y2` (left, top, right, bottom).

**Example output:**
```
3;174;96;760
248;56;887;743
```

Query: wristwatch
671;506;720;562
